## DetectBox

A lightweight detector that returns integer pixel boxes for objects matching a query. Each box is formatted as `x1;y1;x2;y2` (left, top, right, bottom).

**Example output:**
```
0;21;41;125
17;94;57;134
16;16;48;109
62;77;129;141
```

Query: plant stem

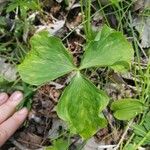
97;0;110;26
123;133;134;148
80;0;93;41
63;3;112;41
80;0;87;38
87;0;91;40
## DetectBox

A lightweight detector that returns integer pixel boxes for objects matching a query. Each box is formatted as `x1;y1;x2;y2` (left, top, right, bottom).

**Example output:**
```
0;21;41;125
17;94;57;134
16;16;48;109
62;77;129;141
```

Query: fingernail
11;91;23;101
17;108;28;115
0;93;8;100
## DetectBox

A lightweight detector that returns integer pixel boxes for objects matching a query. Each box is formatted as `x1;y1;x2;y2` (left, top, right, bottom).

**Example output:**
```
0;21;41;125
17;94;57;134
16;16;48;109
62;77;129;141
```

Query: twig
114;120;133;150
10;7;18;32
10;138;29;150
98;145;116;149
17;139;43;148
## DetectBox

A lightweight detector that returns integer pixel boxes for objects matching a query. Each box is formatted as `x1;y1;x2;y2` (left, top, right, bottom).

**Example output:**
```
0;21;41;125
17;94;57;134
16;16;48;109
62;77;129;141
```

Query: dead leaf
92;12;103;32
83;137;104;150
66;12;82;29
0;57;17;81
133;17;150;48
48;118;67;140
0;0;7;4
144;0;150;8
36;19;65;35
133;0;144;11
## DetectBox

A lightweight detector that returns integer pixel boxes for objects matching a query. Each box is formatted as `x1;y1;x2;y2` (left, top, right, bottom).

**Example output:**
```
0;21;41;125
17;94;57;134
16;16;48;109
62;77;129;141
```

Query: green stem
80;0;88;38
123;11;150;149
135;130;150;149
97;0;110;26
62;3;112;41
87;0;91;39
115;120;133;150
80;0;92;41
123;134;135;148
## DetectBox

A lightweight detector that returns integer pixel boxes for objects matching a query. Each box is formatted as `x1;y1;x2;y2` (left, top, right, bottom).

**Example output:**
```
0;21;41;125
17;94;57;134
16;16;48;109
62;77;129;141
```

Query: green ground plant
17;25;147;140
6;0;41;19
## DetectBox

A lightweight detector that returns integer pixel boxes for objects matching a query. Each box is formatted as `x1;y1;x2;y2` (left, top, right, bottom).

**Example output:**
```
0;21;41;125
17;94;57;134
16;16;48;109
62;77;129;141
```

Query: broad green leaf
57;72;109;139
18;31;76;85
80;25;134;72
45;139;69;150
111;99;146;120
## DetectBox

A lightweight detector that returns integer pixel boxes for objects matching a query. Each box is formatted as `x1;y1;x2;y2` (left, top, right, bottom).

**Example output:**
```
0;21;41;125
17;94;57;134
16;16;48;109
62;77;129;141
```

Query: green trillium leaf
56;72;109;139
111;99;146;120
45;139;69;150
80;25;134;72
18;31;76;85
17;25;136;139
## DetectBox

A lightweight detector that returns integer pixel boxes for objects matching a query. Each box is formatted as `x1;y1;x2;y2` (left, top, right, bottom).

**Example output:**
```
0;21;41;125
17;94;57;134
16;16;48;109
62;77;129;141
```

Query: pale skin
0;91;28;146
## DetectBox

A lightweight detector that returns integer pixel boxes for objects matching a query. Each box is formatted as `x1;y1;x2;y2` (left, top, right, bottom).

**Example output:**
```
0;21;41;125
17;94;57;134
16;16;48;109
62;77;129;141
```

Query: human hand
0;91;28;146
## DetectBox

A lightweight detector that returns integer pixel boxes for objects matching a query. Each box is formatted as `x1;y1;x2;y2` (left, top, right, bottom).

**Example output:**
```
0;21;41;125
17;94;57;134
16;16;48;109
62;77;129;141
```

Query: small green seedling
6;0;41;19
18;25;142;139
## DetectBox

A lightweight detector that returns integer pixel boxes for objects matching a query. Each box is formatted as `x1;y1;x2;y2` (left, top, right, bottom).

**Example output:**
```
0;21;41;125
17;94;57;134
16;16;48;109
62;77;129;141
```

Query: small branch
10;138;29;150
98;145;116;149
114;120;133;150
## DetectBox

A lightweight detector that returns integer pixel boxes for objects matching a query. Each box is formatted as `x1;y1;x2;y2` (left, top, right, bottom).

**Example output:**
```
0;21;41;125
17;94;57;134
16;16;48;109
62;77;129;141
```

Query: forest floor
0;0;150;150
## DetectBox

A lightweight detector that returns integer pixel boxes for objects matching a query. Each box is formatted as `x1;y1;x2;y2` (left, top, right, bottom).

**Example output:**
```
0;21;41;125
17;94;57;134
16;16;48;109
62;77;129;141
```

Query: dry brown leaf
0;57;17;81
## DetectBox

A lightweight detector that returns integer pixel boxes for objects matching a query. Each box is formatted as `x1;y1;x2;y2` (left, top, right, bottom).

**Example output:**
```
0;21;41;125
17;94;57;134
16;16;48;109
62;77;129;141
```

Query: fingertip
0;92;8;100
12;91;23;99
17;107;29;116
8;91;23;103
0;108;28;146
15;108;29;123
0;93;8;105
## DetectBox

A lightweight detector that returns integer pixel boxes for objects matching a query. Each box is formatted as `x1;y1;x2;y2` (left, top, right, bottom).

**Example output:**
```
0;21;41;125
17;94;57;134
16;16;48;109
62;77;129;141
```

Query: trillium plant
18;25;146;139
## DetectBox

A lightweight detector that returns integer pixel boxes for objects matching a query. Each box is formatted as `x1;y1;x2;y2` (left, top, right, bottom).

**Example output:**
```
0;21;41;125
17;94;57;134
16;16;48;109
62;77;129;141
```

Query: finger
0;91;23;124
0;93;8;106
0;108;28;146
